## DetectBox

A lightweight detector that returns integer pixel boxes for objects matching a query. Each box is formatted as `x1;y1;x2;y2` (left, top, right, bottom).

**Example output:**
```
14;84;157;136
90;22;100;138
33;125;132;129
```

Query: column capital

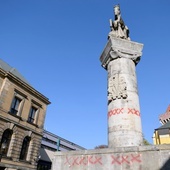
100;37;144;69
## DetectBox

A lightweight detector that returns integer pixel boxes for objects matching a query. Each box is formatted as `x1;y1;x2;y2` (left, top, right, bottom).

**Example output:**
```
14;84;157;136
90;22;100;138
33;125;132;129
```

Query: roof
0;59;50;104
155;122;170;135
159;105;170;121
0;59;30;85
156;121;170;130
43;129;86;150
39;148;53;162
166;105;170;112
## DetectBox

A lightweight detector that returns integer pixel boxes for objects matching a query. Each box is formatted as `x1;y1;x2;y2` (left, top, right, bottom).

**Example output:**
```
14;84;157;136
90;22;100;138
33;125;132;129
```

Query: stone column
100;36;143;148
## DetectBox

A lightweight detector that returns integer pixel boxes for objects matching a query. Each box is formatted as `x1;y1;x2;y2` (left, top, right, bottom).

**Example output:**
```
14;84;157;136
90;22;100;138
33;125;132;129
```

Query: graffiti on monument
111;154;141;165
64;154;141;168
108;108;140;118
64;155;102;167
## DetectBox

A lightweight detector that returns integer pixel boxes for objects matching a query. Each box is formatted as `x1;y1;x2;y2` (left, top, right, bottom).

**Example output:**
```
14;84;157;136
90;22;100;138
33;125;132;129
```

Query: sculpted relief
108;74;127;103
108;5;130;40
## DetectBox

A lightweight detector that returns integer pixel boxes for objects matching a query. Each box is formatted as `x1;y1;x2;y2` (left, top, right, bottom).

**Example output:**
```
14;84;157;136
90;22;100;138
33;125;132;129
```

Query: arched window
0;129;12;156
20;136;30;161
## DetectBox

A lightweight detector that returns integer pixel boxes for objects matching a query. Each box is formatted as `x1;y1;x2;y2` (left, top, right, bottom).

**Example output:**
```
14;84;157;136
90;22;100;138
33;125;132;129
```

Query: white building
37;130;85;169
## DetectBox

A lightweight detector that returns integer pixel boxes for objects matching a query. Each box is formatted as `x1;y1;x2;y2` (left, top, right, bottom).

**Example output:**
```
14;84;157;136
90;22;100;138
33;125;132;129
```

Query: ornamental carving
110;48;141;65
108;75;127;103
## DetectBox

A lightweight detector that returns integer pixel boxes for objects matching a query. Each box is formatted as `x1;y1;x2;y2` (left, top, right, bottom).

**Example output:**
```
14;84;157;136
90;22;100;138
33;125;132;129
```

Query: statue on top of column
108;4;130;40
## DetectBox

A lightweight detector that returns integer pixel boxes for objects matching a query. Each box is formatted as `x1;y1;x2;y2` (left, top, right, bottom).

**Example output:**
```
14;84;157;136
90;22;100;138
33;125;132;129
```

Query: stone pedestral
100;37;144;148
51;33;170;170
52;145;170;170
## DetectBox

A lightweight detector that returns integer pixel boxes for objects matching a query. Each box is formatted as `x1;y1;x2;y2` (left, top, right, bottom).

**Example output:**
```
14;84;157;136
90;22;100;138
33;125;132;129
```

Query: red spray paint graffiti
128;108;140;116
108;108;124;117
111;154;141;165
64;154;141;168
108;108;140;118
64;156;102;167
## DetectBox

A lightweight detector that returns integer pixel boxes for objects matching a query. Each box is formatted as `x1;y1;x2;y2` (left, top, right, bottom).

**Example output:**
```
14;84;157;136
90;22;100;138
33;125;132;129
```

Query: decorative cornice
4;72;51;105
109;48;141;65
100;37;143;69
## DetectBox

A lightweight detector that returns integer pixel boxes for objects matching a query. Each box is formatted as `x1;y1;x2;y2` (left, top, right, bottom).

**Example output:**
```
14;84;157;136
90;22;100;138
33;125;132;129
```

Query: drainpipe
57;139;60;151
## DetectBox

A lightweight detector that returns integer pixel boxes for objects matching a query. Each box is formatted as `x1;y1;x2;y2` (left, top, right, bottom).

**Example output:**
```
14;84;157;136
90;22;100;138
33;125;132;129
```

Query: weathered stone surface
52;145;170;170
109;5;130;40
100;36;143;148
100;37;143;69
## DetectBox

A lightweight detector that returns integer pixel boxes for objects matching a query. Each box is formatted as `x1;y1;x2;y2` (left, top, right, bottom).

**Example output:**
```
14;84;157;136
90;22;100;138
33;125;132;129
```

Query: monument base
52;144;170;170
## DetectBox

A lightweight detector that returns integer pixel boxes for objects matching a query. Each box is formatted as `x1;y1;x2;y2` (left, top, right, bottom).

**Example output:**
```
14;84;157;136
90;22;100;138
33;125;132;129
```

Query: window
28;100;41;125
28;106;37;124
19;136;30;161
10;90;26;117
0;129;12;156
10;96;21;114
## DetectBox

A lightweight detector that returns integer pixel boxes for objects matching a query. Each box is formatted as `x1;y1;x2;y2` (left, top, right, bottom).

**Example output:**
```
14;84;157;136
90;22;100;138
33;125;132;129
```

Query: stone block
52;145;170;170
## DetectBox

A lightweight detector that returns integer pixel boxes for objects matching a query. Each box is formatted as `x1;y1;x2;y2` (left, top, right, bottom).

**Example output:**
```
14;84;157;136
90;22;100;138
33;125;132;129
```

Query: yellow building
153;105;170;145
0;59;50;170
153;122;170;144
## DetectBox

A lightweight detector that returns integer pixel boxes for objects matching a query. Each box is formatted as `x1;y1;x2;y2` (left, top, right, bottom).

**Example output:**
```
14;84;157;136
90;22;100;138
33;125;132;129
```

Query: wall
52;144;170;170
0;67;50;169
153;131;170;145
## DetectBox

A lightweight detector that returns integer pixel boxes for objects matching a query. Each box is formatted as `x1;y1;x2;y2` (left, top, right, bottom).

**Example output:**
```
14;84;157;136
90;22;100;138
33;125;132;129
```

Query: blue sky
0;0;170;149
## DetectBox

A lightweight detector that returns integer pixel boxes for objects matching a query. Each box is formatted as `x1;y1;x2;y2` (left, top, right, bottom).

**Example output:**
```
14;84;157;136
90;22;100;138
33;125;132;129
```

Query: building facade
0;59;50;170
37;130;85;170
153;105;170;145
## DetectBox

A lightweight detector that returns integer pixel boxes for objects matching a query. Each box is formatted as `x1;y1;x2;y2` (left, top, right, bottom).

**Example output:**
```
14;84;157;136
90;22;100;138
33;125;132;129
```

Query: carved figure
118;76;127;99
108;75;118;102
108;5;130;40
108;75;127;104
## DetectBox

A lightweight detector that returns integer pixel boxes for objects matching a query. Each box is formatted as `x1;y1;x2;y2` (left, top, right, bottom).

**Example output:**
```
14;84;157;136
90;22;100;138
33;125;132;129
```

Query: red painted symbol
111;155;130;165
72;157;79;166
79;157;88;165
121;156;130;164
111;154;141;165
128;108;140;116
64;156;102;167
111;156;121;165
131;154;141;163
64;156;72;165
64;156;80;167
90;156;102;165
108;108;124;117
